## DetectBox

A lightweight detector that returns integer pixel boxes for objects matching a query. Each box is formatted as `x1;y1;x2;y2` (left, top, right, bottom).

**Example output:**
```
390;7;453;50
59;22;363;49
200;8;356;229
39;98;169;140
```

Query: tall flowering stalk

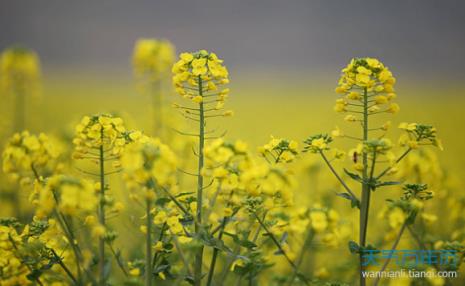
73;114;129;285
133;39;175;136
304;58;442;286
0;47;41;219
0;47;41;132
121;136;177;286
172;50;231;286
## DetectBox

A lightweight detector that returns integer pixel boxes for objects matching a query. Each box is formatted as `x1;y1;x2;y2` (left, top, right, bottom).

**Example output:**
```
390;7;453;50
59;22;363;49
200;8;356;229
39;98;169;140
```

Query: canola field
0;43;464;286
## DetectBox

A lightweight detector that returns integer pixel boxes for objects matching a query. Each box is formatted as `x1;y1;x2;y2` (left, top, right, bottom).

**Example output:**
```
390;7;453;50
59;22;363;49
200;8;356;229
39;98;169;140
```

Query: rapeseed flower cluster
35;175;97;218
2;131;59;179
72;114;128;159
133;39;175;82
122;136;177;190
334;57;399;115
172;50;231;114
0;47;40;93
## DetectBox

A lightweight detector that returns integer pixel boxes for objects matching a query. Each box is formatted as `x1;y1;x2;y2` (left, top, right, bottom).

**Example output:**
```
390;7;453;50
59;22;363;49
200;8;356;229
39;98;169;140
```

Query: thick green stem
194;76;205;286
98;130;106;286
145;199;153;286
359;87;370;286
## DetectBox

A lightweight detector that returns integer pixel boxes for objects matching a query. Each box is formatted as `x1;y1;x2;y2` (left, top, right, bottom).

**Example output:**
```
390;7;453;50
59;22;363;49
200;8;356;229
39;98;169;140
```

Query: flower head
402;183;433;201
398;123;443;150
2;131;59;177
303;134;333;153
121;137;177;190
337;58;395;90
36;175;97;217
133;38;175;82
258;137;299;163
335;58;398;115
73;114;130;159
0;47;41;92
172;50;229;106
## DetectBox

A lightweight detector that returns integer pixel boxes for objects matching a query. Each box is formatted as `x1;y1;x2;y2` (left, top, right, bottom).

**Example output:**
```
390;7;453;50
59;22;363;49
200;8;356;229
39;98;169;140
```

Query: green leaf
375;181;401;188
336;192;360;209
223;232;257;249
343;169;363;183
175;192;195;198
348;240;360;254
198;232;232;253
184;276;195;285
155;197;171;206
26;269;42;281
406;209;418;225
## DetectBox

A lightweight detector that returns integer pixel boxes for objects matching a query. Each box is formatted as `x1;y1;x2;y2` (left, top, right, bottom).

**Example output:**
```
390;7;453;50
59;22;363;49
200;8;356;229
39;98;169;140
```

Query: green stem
320;150;359;205
145;198;153;286
158;185;190;217
375;148;412;180
14;87;25;132
50;248;78;284
152;223;166;270
194;75;205;286
220;218;259;284
287;230;314;286
407;225;427;251
98;129;106;286
253;213;309;286
172;235;193;277
359;87;370;286
372;222;407;286
206;216;227;286
50;191;83;285
53;210;83;284
33;164;84;284
152;80;163;136
108;243;128;277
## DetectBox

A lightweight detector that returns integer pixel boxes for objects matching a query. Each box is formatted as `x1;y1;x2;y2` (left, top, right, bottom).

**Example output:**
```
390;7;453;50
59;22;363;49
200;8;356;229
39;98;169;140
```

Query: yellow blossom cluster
35;175;97;218
72;114;129;159
152;207;191;244
0;218;73;285
258;137;299;163
203;138;248;179
0;47;40;92
2;131;59;178
398;122;443;150
121;136;177;190
303;134;333;153
0;225;29;285
133;38;175;82
334;57;399;115
172;50;229;106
